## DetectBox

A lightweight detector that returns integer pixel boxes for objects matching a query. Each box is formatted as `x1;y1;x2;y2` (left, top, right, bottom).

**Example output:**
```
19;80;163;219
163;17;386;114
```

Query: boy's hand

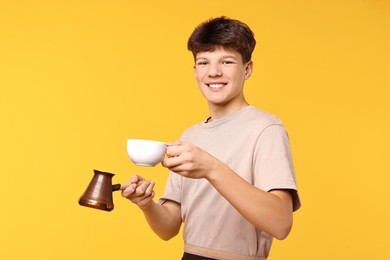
121;175;155;209
162;140;219;180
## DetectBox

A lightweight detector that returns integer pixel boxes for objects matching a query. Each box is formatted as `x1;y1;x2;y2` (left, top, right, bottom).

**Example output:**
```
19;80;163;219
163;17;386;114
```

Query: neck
207;101;249;122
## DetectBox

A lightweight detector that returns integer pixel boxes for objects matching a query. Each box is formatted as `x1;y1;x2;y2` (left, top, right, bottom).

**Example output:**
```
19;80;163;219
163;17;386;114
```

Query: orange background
1;0;389;259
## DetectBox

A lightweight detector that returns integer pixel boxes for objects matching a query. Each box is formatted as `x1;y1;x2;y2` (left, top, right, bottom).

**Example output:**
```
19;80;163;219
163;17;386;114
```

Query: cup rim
127;139;166;145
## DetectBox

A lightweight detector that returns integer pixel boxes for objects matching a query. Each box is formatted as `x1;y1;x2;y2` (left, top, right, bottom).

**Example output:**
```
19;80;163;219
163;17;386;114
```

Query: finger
131;189;155;204
134;181;153;195
166;140;182;147
136;191;155;208
166;144;188;158
121;183;137;197
130;174;144;184
120;175;143;191
119;180;131;191
162;155;183;168
145;180;155;195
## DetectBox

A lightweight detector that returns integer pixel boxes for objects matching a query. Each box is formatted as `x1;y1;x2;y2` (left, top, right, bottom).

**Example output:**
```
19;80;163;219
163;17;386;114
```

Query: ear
244;61;253;79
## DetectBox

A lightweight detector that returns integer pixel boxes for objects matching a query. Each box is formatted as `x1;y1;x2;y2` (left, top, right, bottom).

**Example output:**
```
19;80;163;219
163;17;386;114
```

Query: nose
208;63;222;77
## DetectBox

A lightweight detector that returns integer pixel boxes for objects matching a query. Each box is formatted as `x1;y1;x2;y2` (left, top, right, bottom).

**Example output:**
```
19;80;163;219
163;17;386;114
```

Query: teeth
208;84;224;89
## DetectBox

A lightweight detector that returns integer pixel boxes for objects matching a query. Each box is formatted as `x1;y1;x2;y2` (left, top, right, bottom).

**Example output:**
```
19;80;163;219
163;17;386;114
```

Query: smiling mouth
207;83;226;89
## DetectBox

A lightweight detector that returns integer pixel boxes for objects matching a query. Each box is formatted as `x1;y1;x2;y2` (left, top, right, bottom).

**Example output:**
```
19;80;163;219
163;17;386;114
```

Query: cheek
194;75;206;92
194;70;206;83
195;76;203;87
234;71;247;82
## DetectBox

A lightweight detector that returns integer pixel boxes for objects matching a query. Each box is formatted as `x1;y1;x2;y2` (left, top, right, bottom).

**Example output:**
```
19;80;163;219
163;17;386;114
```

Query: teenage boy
121;16;300;260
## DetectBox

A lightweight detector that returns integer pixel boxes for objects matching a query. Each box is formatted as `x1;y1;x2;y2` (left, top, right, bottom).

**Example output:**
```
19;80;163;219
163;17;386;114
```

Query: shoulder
243;106;284;130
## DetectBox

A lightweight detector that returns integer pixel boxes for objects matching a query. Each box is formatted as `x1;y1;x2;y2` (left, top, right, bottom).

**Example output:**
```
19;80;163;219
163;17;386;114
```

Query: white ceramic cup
126;139;166;166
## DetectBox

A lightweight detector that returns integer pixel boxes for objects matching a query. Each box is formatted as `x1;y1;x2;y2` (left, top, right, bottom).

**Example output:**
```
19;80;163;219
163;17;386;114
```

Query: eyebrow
195;55;238;61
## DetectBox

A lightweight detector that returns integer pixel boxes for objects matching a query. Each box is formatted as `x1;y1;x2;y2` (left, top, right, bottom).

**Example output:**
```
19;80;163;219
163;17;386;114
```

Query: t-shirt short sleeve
157;171;182;205
253;125;301;211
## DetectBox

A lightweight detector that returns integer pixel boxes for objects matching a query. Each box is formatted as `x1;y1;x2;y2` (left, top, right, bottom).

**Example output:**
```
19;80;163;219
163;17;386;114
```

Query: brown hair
187;16;256;63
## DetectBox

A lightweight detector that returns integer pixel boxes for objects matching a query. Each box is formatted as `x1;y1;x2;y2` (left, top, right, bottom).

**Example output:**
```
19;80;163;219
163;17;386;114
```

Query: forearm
140;200;182;241
207;161;293;240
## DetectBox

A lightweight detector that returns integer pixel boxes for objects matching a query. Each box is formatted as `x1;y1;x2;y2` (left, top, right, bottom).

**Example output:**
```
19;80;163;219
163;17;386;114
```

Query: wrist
205;157;222;182
139;199;154;211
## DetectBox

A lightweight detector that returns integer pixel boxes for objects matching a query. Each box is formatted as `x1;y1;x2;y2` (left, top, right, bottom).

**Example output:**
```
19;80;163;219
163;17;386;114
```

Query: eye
222;60;235;65
196;61;208;66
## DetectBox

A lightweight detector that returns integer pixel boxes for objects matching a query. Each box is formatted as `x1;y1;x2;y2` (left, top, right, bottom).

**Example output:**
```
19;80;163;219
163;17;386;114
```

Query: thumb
130;174;145;183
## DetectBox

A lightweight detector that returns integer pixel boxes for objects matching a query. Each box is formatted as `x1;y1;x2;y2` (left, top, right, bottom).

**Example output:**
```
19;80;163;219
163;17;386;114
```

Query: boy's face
194;47;252;111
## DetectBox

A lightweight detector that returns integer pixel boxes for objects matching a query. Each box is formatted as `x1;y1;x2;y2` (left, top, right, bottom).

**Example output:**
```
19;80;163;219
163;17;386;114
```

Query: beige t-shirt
158;106;300;259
